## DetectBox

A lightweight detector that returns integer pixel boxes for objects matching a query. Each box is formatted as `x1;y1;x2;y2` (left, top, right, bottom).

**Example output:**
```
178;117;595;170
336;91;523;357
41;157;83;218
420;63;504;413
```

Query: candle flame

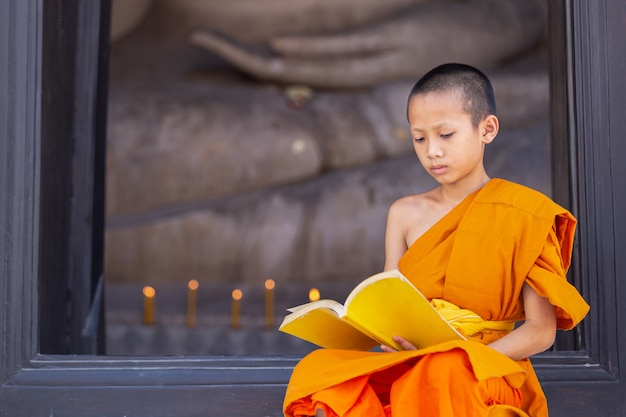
309;288;320;302
188;279;199;290
265;279;275;290
143;286;155;298
232;289;243;300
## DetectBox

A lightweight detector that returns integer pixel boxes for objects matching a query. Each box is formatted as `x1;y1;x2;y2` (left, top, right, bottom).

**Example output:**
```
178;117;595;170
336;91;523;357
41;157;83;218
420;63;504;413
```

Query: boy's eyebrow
411;121;453;132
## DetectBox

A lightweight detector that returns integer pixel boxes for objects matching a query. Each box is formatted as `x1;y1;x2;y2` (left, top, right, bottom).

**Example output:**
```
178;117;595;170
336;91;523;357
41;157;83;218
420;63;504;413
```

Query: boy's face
407;90;497;186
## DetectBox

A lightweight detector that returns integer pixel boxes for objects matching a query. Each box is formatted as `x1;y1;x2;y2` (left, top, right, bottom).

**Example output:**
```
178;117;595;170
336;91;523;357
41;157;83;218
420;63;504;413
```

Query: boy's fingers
380;344;397;353
394;336;417;351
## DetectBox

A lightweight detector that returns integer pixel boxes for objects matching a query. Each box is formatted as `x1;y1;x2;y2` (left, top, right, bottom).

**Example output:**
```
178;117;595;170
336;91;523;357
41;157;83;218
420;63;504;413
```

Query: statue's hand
188;0;545;89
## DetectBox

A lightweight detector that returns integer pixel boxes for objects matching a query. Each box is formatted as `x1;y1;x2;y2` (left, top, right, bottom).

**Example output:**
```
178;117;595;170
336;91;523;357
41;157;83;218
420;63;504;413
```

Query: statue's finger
270;31;393;58
188;28;403;88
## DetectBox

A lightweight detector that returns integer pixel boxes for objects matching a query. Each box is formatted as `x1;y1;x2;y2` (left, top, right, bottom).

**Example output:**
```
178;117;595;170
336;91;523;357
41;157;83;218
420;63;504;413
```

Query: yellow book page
279;301;379;350
344;270;465;350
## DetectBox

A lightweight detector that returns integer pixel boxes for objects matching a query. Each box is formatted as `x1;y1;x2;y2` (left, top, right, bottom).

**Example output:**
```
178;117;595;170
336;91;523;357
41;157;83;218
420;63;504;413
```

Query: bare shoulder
384;187;449;269
389;186;441;214
389;192;432;217
387;188;444;246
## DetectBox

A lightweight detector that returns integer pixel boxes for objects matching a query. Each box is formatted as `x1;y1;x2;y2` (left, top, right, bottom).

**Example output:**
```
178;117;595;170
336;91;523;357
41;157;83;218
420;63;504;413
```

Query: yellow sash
432;298;516;338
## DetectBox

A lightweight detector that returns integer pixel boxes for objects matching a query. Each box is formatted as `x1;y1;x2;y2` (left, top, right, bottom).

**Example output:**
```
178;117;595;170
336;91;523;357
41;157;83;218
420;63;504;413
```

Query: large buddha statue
106;0;551;286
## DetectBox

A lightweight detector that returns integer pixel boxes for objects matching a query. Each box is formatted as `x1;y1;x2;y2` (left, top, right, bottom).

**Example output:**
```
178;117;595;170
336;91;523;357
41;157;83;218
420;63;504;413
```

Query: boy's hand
380;336;417;352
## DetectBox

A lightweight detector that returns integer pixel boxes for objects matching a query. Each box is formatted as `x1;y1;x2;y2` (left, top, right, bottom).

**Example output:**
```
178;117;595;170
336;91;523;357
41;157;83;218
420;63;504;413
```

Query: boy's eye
441;132;454;139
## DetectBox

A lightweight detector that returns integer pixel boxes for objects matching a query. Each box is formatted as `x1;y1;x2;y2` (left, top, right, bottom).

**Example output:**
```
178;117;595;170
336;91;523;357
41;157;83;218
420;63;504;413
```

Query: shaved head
408;63;496;127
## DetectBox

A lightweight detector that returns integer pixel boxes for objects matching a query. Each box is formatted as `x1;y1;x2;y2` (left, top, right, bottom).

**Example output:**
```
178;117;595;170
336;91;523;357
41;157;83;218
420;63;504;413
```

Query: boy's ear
481;115;499;144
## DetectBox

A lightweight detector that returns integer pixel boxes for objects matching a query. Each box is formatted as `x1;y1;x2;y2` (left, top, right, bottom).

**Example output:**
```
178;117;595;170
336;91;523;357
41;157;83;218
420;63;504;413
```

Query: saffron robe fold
283;179;590;417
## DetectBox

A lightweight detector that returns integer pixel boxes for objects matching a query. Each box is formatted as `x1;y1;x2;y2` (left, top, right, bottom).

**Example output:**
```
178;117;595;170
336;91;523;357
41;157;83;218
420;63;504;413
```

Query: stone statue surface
106;0;551;286
188;0;545;88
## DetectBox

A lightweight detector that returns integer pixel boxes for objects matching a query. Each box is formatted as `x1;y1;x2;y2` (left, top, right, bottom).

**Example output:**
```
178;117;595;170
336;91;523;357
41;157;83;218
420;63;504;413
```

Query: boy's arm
381;284;558;358
383;200;409;271
487;283;557;361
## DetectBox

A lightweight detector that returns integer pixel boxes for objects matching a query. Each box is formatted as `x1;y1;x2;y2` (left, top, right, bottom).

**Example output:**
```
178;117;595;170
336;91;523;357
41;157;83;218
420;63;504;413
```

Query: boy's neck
438;173;491;205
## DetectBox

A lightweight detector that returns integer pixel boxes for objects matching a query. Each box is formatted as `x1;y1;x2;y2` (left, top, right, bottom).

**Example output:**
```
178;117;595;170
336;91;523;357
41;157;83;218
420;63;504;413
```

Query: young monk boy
282;63;590;417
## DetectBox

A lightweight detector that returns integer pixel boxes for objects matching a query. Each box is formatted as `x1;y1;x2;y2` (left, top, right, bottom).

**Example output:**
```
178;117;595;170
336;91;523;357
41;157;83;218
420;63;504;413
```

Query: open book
279;270;465;351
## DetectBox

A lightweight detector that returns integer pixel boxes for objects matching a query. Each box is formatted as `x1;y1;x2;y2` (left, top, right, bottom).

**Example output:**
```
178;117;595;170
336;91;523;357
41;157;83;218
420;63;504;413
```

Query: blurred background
104;0;553;355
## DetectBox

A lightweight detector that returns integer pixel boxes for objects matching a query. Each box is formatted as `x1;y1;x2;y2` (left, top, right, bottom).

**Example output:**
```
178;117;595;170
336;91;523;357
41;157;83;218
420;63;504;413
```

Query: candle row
143;281;203;326
142;280;321;329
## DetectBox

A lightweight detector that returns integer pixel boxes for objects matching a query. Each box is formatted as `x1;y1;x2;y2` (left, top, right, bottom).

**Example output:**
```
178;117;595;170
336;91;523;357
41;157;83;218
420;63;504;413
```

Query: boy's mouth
430;164;447;174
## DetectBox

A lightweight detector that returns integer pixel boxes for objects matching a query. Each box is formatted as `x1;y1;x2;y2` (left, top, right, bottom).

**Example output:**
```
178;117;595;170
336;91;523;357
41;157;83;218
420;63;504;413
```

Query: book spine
342;313;400;350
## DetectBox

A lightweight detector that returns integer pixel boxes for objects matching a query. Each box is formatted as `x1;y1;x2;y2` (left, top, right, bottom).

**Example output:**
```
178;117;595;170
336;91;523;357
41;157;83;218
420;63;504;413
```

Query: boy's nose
427;142;444;159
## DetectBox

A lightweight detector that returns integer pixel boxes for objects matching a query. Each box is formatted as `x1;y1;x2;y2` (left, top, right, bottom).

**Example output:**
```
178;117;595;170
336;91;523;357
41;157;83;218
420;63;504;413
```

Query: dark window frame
2;0;625;415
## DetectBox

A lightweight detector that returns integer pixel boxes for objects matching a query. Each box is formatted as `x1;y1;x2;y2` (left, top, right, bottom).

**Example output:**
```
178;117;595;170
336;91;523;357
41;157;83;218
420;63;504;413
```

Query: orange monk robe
283;179;590;417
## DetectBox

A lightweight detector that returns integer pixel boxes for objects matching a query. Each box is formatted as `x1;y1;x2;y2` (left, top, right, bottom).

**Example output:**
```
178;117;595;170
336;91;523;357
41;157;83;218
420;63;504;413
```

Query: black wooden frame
1;0;625;415
37;0;108;356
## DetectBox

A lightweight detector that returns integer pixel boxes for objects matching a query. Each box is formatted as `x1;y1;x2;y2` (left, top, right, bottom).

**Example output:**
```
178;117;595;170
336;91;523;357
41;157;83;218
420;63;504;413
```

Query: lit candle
309;288;320;302
186;279;199;327
231;289;243;329
143;286;156;325
264;279;275;328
